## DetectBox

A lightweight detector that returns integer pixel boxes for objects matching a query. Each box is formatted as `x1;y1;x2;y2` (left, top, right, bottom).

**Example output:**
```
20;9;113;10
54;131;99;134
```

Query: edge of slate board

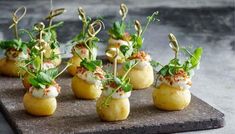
0;95;225;134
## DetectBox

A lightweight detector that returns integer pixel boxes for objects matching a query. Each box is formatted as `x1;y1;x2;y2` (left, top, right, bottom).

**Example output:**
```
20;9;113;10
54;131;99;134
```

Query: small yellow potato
67;55;82;76
118;65;154;90
96;96;130;121
22;73;32;90
23;92;57;116
71;76;102;99
152;83;191;111
44;48;62;67
0;57;25;77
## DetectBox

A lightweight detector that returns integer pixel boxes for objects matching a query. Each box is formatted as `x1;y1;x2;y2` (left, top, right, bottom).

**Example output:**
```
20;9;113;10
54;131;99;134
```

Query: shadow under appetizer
106;3;133;63
96;52;138;121
118;12;160;90
71;16;105;99
0;7;28;77
152;33;203;111
21;23;70;116
67;8;101;76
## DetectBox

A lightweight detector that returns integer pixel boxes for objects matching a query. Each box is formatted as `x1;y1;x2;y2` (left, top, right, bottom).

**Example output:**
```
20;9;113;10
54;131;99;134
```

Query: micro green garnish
71;8;104;72
131;11;160;53
20;22;70;89
19;18;63;61
44;7;65;49
0;39;28;54
101;51;139;107
108;3;128;40
0;7;28;53
80;58;102;72
72;7;104;61
158;33;203;77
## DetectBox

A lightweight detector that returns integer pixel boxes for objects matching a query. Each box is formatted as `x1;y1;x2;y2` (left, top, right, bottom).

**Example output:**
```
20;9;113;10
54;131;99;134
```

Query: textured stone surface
0;0;234;133
0;64;224;133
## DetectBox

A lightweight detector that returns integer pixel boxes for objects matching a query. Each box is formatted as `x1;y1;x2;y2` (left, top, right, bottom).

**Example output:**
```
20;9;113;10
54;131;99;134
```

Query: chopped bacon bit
76;67;87;74
54;83;61;93
109;82;117;88
94;67;105;80
187;81;192;86
129;51;150;61
29;87;33;94
161;69;191;85
6;48;21;58
43;88;50;96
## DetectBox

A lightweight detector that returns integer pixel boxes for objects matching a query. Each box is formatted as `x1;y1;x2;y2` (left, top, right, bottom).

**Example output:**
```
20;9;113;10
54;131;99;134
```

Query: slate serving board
0;58;224;134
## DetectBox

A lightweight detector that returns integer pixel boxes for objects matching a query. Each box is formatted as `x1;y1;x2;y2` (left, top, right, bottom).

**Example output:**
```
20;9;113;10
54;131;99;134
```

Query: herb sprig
72;7;104;72
0;7;28;53
158;33;203;77
101;51;139;107
131;11;160;53
20;22;70;89
108;3;128;40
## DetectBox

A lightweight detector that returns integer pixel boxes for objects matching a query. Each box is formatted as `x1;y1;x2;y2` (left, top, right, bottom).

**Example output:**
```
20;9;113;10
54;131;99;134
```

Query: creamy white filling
30;85;59;98
134;61;151;70
102;86;131;99
7;51;28;61
72;43;97;60
156;75;192;90
76;71;102;89
42;62;55;70
108;38;132;46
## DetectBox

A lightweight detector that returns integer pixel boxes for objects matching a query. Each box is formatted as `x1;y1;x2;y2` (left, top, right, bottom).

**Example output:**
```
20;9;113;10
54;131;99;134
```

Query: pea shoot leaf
108;21;126;39
80;58;102;72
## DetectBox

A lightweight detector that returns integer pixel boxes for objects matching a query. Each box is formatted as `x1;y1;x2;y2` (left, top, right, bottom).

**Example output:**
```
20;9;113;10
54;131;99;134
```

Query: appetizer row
0;4;203;122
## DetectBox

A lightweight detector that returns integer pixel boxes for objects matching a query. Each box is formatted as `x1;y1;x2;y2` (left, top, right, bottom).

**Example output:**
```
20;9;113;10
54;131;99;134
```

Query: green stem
49;18;53;32
101;85;122;107
54;63;71;79
84;39;94;60
122;60;140;80
44;22;63;31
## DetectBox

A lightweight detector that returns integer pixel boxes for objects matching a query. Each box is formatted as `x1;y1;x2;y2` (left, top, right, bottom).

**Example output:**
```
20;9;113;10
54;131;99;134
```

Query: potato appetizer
70;11;104;99
116;12;159;89
153;71;192;110
118;51;154;89
71;64;105;99
67;7;101;76
106;4;133;63
96;55;136;121
0;7;28;77
23;83;60;116
152;33;203;111
22;58;69;116
21;21;70;116
96;94;130;121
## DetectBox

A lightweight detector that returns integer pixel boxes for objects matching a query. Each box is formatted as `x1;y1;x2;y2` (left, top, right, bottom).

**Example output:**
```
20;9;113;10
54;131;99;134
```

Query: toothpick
113;48;119;78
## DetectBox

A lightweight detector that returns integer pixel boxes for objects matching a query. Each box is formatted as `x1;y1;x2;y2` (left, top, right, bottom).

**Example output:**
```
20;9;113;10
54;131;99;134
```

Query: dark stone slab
0;60;224;134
